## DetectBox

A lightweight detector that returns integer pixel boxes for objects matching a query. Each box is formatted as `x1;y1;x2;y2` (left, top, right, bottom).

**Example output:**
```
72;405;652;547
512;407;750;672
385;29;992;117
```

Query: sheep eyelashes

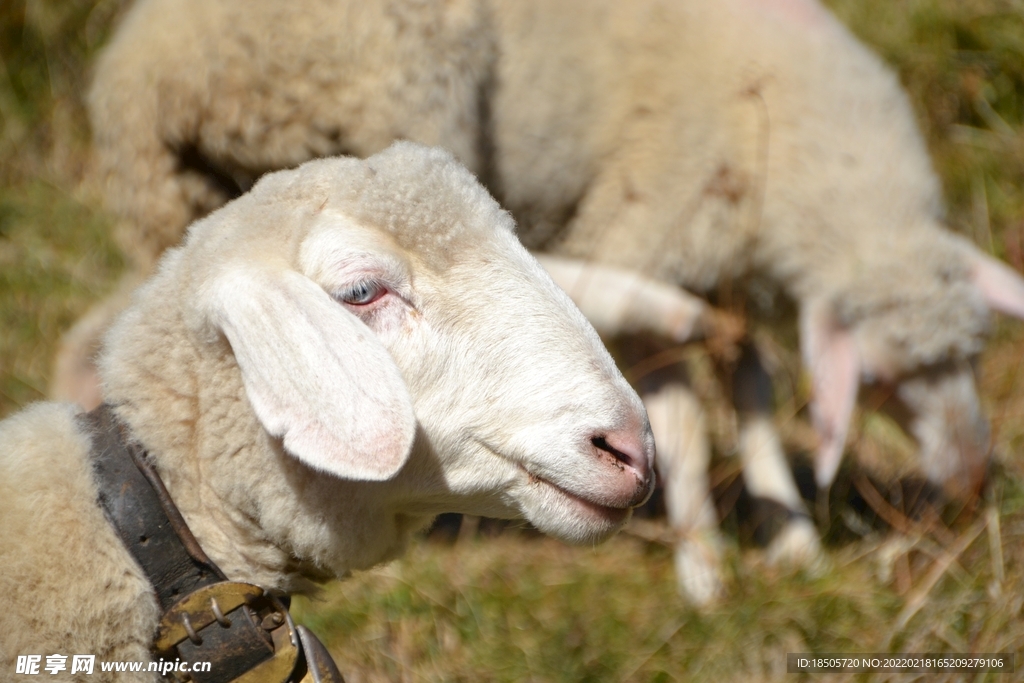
338;279;386;306
1;144;657;679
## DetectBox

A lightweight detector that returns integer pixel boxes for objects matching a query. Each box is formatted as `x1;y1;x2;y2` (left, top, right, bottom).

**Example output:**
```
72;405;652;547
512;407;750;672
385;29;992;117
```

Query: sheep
484;0;1024;602
1;142;658;680
73;0;1024;605
87;0;492;271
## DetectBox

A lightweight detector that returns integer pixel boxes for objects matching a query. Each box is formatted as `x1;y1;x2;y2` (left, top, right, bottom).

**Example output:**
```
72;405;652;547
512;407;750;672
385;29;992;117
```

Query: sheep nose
592;431;655;506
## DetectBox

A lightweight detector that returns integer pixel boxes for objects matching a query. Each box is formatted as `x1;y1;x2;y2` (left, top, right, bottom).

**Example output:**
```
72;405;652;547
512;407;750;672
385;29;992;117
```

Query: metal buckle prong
155;582;264;652
181;613;203;645
210;597;231;627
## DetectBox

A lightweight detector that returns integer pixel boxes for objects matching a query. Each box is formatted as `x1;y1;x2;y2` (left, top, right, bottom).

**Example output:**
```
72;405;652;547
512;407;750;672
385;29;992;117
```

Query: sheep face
804;297;993;496
294;213;654;544
190;144;655;546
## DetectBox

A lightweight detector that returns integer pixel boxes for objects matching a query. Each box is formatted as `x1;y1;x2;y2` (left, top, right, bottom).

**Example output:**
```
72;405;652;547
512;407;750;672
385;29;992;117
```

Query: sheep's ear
799;300;860;488
967;248;1024;320
204;267;416;481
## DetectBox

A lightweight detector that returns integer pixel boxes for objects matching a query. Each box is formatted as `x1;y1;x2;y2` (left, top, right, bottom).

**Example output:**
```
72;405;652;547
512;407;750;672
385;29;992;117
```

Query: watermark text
16;655;211;676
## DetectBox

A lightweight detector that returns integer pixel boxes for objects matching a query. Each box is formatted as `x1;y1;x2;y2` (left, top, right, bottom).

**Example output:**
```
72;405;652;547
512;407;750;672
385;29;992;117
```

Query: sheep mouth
472;439;632;532
519;465;632;525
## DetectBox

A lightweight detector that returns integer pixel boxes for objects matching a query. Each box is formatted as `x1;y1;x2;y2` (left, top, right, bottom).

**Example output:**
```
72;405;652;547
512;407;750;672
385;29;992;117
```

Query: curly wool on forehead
301;143;516;266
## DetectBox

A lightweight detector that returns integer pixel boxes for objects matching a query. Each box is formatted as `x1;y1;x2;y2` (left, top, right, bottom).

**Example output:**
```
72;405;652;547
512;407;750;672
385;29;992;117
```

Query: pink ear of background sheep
806;246;1024;496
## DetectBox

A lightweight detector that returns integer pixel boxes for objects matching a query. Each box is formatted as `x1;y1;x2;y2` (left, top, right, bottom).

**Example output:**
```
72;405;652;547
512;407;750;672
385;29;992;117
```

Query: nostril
593;431;656;507
592;435;632;467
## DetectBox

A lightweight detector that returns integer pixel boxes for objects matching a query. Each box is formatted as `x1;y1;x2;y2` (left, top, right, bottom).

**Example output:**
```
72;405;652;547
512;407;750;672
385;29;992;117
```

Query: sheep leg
535;254;707;342
620;333;724;606
732;343;822;568
646;377;725;605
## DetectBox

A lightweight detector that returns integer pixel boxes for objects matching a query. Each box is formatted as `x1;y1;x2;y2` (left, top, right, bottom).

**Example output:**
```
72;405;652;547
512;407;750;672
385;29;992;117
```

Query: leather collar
82;404;344;683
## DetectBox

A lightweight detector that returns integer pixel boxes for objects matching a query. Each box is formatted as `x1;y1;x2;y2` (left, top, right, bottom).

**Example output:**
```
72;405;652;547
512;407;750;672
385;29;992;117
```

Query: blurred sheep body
88;0;492;271
75;0;1024;605
488;0;1024;601
2;143;657;679
493;0;992;392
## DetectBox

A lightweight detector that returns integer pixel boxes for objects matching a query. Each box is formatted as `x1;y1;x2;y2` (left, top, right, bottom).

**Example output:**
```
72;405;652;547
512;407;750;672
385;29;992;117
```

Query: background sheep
89;0;491;270
1;143;659;678
77;0;1024;605
486;0;1024;601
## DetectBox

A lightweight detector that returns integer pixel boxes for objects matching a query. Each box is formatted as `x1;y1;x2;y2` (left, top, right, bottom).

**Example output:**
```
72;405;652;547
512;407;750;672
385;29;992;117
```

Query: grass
0;180;122;409
0;0;126;413
292;519;1023;682
2;0;1024;681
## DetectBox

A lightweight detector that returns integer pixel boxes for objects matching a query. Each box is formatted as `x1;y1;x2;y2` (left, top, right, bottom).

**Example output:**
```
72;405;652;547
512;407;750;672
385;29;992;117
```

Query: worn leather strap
83;404;226;609
82;404;343;682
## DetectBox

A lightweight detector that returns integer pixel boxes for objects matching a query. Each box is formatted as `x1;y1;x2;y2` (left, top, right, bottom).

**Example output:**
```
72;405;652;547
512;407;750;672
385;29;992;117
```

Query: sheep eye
339;280;386;306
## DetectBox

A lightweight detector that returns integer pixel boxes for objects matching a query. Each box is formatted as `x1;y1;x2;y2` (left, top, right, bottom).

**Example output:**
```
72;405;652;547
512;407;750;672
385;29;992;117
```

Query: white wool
4;144;655;679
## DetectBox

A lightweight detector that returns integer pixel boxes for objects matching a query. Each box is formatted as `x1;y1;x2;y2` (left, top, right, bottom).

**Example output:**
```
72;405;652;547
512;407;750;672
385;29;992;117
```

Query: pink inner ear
970;252;1024;320
800;302;861;488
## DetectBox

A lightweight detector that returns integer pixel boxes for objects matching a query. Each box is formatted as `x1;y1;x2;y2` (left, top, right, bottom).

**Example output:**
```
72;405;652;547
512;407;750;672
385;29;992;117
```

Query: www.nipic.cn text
15;655;212;676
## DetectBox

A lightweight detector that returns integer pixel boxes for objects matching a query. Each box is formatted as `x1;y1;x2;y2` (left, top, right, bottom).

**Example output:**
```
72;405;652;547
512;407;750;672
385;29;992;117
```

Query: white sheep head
108;142;655;557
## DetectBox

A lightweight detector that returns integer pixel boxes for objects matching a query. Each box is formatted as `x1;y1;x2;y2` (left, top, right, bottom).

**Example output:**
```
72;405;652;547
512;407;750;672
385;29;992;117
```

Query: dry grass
292;517;1024;682
2;0;1024;680
0;0;127;413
